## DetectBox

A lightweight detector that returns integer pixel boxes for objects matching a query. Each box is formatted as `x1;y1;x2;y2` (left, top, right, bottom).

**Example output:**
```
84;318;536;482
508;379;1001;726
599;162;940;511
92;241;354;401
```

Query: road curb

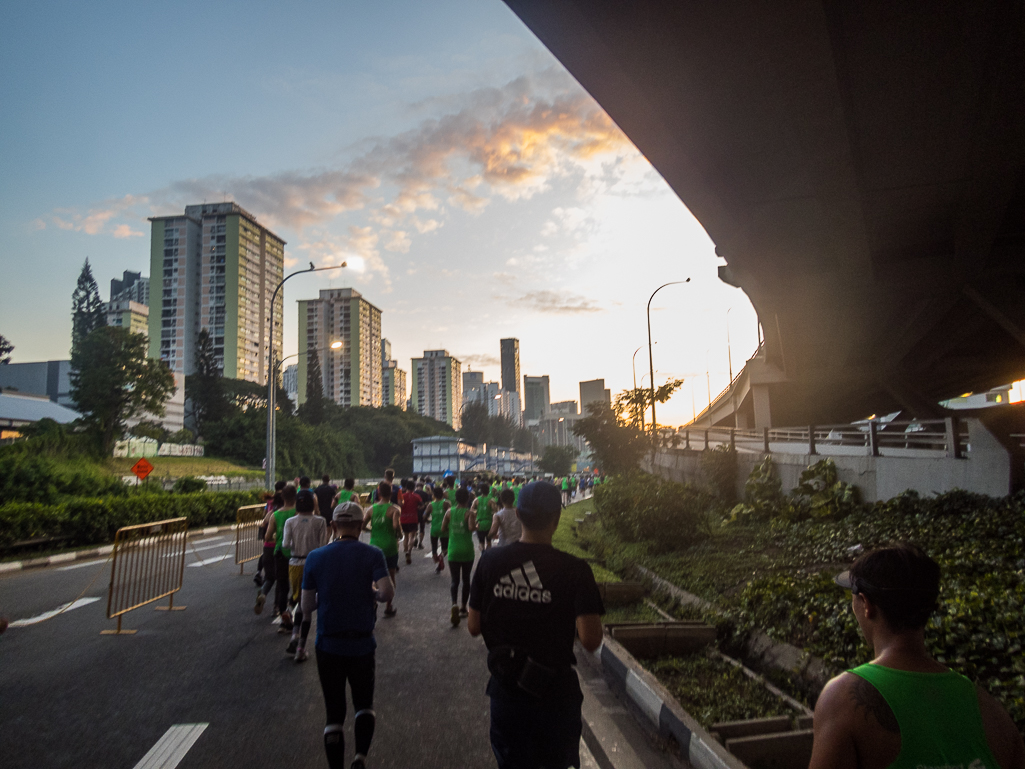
595;636;748;769
0;524;236;574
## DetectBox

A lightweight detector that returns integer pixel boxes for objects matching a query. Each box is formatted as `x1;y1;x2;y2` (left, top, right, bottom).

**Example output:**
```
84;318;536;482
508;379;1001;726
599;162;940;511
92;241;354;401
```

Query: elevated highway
505;1;1025;426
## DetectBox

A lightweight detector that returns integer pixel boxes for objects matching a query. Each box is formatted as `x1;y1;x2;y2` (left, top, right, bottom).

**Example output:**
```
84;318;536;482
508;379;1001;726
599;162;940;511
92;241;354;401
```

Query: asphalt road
1;533;503;769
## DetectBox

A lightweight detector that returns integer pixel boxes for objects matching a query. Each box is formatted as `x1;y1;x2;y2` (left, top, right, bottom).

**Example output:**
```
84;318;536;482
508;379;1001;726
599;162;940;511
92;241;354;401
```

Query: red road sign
131;458;154;480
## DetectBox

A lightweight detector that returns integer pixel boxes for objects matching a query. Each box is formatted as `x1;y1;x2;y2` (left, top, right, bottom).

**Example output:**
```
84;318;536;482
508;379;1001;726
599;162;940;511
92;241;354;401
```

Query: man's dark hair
433;486;445;499
296;490;316;514
377;481;392;502
322;474;331;484
849;543;940;632
455;487;470;506
299;476;311;488
405;479;415;491
499;489;515;506
274;480;287;492
443;476;454;488
281;484;298;505
344;478;355;490
384;468;395;481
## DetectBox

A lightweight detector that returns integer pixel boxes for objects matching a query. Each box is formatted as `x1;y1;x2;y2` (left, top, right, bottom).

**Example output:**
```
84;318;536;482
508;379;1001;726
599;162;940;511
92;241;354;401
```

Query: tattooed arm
809;673;900;769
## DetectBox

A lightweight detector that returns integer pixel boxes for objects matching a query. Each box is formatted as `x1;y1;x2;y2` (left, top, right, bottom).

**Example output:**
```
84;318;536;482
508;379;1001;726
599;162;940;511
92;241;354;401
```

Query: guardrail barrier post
808;426;817;455
102;517;188;635
763;427;770;454
235;504;267;574
869;421;879;456
945;416;962;458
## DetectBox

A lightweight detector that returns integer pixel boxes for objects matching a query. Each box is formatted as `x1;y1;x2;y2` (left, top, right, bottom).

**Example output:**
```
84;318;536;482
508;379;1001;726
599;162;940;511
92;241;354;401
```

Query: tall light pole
265;261;346;489
647;278;689;436
631;346;645;429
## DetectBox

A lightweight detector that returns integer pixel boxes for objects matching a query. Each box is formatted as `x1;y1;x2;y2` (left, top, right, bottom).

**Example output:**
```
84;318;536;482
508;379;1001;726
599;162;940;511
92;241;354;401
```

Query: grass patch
602;600;663;625
105;456;263;479
553;498;620;582
648;652;801;728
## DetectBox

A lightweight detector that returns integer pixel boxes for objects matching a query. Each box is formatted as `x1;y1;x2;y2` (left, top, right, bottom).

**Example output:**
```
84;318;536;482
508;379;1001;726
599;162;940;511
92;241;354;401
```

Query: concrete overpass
504;1;1025;426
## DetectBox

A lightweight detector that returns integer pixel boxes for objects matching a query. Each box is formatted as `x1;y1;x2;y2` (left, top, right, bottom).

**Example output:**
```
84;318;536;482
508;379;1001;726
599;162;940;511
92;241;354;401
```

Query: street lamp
647;278;690;436
265;261;346;489
632;346;645;429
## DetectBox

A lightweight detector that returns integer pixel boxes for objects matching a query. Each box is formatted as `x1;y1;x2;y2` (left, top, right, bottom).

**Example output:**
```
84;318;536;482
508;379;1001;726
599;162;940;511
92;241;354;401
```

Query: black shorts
430;535;448;557
476;530;489;544
384;553;399;570
401;522;418;533
487;673;583;769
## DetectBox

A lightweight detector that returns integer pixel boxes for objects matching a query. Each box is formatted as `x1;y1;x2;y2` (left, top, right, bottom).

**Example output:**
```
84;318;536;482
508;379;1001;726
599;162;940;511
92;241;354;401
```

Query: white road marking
190;536;225;545
580;738;600;769
9;597;101;626
167;542;226;556
132;723;208;769
57;559;108;571
186;554;232;567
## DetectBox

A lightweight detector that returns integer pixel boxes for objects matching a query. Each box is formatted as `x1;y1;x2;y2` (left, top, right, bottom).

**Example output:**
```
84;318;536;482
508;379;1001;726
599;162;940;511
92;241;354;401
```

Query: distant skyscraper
523;375;550;421
500;338;520;394
105;299;149;337
462;370;484;398
147;202;285;384
110;271;150;306
579;379;612;413
381;338;392;365
283;364;299;411
464;381;521;426
382;360;407;409
298;288;382;408
411;350;462;429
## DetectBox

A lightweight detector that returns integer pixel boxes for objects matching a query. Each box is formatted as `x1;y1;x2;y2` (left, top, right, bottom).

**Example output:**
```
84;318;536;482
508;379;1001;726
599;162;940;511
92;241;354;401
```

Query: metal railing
103;517;188;635
235;504;267;574
675;417;969;458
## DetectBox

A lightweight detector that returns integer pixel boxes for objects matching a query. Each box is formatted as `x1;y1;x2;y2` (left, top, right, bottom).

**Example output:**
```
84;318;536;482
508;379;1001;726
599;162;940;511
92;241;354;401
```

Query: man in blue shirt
302;501;395;769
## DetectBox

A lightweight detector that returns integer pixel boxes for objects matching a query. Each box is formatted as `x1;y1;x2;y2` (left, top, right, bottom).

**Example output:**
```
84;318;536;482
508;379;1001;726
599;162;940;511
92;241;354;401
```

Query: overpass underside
505;1;1025;425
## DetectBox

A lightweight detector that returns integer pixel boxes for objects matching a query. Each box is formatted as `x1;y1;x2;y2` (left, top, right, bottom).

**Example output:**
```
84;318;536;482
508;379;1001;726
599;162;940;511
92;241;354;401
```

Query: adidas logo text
493;561;552;604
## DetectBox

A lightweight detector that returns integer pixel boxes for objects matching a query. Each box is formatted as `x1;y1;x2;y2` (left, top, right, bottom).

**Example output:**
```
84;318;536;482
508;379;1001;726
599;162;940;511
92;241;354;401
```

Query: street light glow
330;341;342;349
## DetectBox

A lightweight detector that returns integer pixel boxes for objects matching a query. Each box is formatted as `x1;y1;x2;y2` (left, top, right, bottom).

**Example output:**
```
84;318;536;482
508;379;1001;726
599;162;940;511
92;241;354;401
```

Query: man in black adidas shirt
468;480;604;769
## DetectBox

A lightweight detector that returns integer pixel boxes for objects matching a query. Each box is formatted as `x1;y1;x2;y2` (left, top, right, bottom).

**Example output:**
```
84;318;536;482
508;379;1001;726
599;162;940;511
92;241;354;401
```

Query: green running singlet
336;489;354;504
848;663;1000;769
369;502;398;557
273;507;297;558
512;483;521;506
446;506;475;562
429;500;447;537
446;488;457;506
475;494;493;530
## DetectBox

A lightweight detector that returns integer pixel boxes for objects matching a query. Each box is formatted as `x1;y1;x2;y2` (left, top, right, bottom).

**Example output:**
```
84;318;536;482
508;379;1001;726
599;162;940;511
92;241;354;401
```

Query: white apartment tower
411;350;462;429
298;288;382;408
148;202;285;384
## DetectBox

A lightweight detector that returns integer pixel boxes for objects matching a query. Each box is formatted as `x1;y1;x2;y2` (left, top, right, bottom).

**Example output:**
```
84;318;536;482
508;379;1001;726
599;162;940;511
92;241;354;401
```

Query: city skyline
0;0;759;427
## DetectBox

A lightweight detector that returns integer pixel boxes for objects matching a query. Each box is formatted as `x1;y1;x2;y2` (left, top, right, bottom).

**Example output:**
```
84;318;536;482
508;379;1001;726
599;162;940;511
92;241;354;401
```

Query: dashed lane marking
186;554;232;567
166;542;226;557
57;559;108;571
190;536;226;545
132;723;209;769
9;597;101;627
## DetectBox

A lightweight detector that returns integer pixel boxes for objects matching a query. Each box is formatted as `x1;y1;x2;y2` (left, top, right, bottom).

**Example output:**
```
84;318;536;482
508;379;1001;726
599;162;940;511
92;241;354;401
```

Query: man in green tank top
810;544;1024;769
362;481;401;618
473;482;496;554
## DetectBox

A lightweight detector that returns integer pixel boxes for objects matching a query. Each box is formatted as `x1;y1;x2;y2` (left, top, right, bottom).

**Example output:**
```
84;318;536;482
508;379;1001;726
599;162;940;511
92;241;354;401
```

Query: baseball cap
517;480;562;516
333;501;363;523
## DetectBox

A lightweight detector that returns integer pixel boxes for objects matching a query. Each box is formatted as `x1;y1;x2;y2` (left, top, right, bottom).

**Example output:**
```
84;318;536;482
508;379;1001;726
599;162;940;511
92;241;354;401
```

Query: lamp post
647;278;690;436
265;261;346;489
631;346;645;428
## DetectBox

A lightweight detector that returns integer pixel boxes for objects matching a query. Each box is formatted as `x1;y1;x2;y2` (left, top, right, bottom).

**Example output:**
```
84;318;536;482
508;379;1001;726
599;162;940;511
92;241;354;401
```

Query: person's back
315;476;336;524
810;544;1024;769
490;489;521;547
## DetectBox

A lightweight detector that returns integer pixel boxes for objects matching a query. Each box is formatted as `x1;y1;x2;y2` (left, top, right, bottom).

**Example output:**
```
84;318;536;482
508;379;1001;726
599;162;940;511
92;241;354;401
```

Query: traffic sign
131;458;154;480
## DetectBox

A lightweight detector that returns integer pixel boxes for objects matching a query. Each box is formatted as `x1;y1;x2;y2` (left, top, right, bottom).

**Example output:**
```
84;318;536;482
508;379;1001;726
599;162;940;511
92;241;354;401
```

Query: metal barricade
103;517;188;635
235;504;266;574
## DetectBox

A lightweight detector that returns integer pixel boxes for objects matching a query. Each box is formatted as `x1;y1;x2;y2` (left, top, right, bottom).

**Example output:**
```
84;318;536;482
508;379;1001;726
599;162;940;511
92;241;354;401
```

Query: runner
559;476;570;508
363;481;401;617
427;485;450;574
315;475;337;526
414;479;431;549
301;501;395;769
488;489;521;547
298;475;321;517
472;481;496;554
256;480;286;587
442;486;477;627
399;479;421;565
333;478;359;508
282;489;329;660
256;484;297;628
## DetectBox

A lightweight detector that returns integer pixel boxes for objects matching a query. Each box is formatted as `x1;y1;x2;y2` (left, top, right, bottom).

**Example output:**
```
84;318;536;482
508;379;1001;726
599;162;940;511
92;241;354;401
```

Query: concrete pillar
752;384;772;429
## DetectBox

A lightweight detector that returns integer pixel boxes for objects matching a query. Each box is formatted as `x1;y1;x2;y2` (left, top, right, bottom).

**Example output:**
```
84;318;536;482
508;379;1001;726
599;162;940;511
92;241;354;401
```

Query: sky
0;0;759;427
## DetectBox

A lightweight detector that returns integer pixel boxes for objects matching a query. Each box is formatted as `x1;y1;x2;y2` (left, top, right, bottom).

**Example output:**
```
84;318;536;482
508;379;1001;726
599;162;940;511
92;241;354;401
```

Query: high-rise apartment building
464;381;521;425
298;288;382;408
381;338;392;365
283;364;299;410
500;338;520;395
523;375;551;421
462;370;484;397
411;350;462;429
382;360;407;409
147;202;285;384
105;299;149;336
110;271;150;306
579;378;611;413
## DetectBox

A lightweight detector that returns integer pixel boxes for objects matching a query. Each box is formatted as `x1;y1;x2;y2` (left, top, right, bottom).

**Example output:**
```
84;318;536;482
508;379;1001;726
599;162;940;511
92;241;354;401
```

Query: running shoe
350;759;366;769
459;608;468;618
384;606;397;618
254;592;266;615
278;611;293;632
435;562;444;574
294;646;308;663
405;551;412;565
285;638;298;655
450;605;460;627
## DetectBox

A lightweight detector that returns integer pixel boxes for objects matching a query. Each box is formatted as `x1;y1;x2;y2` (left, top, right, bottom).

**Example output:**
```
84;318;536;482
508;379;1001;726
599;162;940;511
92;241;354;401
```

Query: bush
790;458;860;520
172;476;207;494
700;444;737;505
594;472;713;552
0;452;125;505
0;490;264;549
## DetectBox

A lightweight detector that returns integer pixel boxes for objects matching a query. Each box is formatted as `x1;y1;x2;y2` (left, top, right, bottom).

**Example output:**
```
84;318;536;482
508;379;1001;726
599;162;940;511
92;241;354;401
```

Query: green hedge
0;490;265;549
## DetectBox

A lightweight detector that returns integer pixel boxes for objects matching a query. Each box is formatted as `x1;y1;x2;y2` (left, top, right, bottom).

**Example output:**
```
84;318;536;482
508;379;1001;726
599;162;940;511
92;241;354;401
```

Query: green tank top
446;506;475;562
369;503;398;557
446;488;457;506
475;494;493;528
848;664;999;769
336;489;354;504
273;507;296;557
512;484;521;505
429;500;447;536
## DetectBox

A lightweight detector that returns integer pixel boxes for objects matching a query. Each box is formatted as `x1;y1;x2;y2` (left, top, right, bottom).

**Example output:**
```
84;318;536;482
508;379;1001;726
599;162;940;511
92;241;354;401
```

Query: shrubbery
0;452;125;504
593;472;713;552
0;490;264;549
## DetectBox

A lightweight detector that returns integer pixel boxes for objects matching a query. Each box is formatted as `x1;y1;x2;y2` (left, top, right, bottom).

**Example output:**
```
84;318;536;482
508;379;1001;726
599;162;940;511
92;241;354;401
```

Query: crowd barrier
235;504;266;574
103;517;188;635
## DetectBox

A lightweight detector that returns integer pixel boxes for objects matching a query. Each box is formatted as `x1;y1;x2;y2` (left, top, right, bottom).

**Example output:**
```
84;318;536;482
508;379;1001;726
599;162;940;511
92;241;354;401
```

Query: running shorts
401;522;418;534
289;563;305;603
475;530;488;545
385;553;399;571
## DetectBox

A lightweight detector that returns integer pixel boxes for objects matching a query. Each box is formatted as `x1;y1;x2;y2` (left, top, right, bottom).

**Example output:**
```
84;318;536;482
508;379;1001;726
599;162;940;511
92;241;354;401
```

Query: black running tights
449;560;472;606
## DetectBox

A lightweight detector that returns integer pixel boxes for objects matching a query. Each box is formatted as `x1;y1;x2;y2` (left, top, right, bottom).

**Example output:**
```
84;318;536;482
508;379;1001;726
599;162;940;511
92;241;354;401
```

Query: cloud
46;194;148;238
512;290;603;314
383;230;411;253
112;224;144;239
30;218;46;231
460;353;501;368
493;271;516;285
